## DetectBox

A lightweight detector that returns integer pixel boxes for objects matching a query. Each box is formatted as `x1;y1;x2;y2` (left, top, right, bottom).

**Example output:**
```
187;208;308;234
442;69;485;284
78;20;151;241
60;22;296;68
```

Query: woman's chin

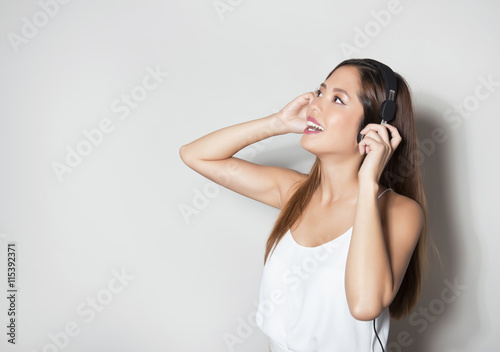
300;137;358;158
300;136;326;155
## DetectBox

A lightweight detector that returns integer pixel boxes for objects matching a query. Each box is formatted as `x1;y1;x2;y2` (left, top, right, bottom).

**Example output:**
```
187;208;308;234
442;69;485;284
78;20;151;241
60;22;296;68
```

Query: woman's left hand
358;123;402;184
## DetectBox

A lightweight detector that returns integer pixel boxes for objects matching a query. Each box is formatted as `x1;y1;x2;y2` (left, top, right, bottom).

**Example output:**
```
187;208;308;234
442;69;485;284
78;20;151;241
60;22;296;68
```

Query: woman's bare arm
345;182;423;321
179;109;308;210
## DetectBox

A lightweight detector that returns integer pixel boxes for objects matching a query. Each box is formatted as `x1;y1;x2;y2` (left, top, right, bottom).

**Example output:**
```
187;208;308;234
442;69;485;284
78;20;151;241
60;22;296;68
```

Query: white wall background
0;0;499;351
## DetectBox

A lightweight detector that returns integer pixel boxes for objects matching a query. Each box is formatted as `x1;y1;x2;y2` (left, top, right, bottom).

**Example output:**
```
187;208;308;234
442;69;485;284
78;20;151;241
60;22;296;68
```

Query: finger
360;123;389;135
360;124;390;145
309;91;316;103
383;123;403;149
359;135;376;154
359;135;378;154
297;92;314;104
302;93;315;106
363;130;384;144
365;123;389;141
359;123;392;153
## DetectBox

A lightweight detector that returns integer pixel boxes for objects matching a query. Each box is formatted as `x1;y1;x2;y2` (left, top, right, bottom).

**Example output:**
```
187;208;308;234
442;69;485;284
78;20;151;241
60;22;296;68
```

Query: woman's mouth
304;117;324;134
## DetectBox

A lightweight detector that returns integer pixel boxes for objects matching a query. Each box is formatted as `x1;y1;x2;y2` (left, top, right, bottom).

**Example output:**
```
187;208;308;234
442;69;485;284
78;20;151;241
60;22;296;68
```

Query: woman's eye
315;89;344;105
334;96;344;104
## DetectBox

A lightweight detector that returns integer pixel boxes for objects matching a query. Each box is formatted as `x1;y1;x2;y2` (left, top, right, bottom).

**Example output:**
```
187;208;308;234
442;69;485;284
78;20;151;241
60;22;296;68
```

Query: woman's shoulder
385;188;421;208
383;188;424;228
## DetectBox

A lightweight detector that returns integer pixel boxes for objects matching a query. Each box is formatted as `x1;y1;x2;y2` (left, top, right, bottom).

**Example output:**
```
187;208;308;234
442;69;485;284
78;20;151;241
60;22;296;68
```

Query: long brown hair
263;58;431;320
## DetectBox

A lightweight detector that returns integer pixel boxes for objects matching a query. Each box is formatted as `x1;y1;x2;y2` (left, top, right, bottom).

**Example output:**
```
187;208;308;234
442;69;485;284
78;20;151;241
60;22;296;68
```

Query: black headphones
304;60;397;351
357;59;398;144
361;60;398;352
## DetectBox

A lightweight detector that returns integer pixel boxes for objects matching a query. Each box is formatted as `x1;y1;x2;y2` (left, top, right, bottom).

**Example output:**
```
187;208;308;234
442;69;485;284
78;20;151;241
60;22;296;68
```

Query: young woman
179;58;428;352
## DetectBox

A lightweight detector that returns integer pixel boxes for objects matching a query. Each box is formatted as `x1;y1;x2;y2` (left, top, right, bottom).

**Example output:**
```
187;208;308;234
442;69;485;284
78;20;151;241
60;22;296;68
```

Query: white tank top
256;188;393;352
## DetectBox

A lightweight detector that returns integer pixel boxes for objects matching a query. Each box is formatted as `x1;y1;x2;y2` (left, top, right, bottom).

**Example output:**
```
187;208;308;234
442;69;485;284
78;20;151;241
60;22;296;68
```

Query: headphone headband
369;60;397;123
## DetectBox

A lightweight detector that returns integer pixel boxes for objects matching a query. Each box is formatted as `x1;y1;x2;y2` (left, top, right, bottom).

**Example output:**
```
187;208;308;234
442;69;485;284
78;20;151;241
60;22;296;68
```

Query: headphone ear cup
357;123;366;144
357;132;364;144
380;100;396;122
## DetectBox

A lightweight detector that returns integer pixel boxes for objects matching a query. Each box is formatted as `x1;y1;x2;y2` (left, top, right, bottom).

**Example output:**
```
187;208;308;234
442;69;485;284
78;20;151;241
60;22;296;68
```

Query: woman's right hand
276;92;316;134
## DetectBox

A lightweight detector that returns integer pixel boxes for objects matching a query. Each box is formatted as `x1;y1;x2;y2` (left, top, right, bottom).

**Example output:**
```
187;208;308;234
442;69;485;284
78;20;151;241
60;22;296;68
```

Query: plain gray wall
0;0;499;351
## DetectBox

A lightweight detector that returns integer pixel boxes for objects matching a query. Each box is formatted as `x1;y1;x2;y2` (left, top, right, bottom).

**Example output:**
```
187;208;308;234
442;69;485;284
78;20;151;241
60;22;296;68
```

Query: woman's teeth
306;121;324;131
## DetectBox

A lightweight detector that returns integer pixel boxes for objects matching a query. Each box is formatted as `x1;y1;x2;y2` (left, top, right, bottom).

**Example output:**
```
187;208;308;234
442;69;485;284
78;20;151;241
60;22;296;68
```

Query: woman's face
300;65;365;157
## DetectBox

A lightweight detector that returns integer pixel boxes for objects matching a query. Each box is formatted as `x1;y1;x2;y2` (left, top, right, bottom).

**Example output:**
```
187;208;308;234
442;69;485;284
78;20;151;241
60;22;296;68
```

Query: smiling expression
301;65;365;155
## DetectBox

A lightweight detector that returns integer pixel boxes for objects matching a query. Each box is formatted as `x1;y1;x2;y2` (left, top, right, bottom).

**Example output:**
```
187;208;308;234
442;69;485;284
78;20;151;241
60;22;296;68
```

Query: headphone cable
373;319;385;352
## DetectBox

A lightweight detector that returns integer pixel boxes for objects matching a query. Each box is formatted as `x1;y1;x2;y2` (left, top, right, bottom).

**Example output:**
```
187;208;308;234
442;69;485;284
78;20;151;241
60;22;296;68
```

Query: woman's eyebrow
320;83;351;99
